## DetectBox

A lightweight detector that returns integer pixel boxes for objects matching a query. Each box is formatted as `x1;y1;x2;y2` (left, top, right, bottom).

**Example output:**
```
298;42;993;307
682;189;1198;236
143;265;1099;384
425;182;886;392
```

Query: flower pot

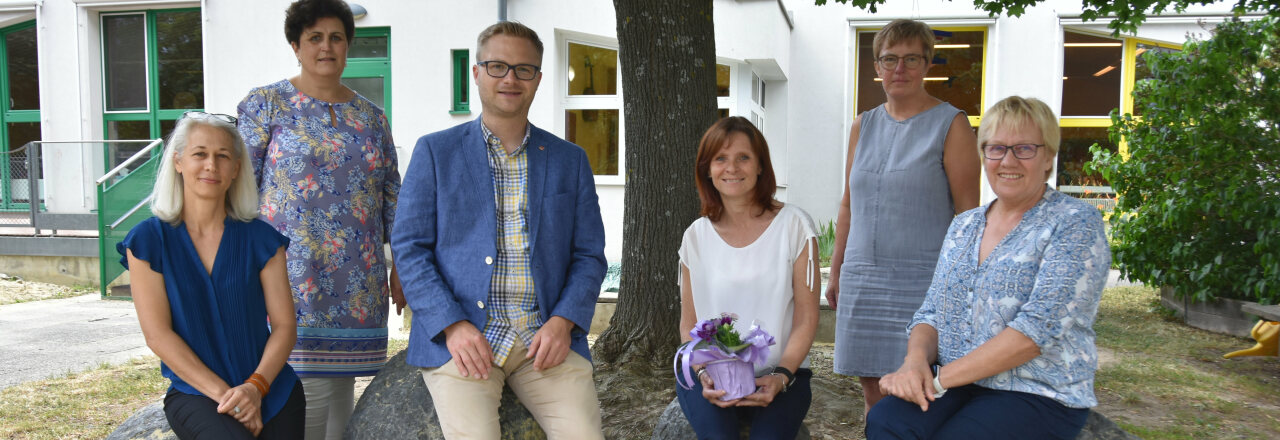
705;358;755;401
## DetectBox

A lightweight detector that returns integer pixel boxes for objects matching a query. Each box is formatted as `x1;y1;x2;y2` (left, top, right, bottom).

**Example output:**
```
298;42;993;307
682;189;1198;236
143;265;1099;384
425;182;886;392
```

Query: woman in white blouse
676;116;822;438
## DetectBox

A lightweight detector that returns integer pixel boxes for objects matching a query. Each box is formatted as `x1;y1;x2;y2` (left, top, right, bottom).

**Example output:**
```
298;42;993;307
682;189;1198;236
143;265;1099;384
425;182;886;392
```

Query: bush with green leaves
1090;16;1280;304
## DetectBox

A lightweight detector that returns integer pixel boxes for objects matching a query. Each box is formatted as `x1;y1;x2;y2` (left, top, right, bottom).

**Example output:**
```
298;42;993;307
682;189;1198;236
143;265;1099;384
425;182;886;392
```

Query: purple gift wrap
674;313;776;401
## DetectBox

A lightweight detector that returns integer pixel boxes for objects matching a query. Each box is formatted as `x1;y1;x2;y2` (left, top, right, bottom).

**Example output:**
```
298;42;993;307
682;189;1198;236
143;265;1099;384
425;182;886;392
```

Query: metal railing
0;140;162;233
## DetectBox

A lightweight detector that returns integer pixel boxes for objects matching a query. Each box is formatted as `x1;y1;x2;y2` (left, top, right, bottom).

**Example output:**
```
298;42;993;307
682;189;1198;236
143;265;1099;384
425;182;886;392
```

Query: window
342;27;391;119
1;21;40;211
856;27;987;126
564;41;621;176
561;37;734;178
1059;31;1180;195
101;9;202;172
450;49;469;114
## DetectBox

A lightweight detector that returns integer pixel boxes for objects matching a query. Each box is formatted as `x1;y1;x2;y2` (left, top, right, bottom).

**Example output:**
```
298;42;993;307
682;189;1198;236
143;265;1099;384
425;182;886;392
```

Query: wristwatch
931;364;947;398
771;366;796;392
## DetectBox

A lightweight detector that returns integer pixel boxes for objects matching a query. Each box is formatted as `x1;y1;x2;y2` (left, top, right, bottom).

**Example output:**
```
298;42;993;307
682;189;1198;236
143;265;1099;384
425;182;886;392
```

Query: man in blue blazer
391;21;607;439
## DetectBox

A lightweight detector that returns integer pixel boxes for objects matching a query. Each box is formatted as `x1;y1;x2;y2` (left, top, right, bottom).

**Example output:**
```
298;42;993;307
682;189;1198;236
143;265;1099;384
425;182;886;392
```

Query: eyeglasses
182;111;237;124
477;60;541;80
876;54;926;70
982;144;1046;160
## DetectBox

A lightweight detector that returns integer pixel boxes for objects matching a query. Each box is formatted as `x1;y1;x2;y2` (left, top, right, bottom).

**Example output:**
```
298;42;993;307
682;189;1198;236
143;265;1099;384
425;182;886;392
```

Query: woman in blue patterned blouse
866;96;1111;440
236;1;401;438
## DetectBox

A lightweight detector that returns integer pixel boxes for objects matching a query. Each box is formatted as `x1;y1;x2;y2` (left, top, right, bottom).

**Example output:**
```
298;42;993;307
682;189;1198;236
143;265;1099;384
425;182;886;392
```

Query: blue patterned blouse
237;79;400;377
910;187;1110;408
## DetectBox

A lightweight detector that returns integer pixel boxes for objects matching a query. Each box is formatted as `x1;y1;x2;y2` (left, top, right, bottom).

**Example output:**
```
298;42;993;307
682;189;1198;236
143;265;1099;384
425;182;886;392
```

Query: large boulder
345;350;546;439
105;401;176;440
651;398;811;440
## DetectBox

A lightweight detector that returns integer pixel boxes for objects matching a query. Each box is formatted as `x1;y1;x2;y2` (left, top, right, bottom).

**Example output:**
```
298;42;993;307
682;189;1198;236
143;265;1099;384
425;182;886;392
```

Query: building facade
0;0;1251;263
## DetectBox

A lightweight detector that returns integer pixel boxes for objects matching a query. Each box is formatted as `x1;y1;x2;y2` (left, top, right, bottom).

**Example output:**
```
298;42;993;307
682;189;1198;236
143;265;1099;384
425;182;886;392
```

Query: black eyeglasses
982;144;1046;160
477;60;541;80
876;54;926;70
182;111;237;124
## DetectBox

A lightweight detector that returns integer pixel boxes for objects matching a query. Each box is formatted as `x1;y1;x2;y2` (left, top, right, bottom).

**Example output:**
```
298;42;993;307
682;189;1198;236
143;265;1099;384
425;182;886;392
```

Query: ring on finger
234;406;241;414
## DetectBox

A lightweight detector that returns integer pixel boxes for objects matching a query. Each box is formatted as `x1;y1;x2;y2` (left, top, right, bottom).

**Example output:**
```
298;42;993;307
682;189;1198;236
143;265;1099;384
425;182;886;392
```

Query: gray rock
105;401;176;440
345;350;546;439
651;398;811;440
1076;410;1141;440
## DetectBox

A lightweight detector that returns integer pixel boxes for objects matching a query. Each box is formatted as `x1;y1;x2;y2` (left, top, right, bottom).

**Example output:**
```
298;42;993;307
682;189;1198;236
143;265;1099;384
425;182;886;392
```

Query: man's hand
443;320;493;379
879;357;936;411
527;316;573;371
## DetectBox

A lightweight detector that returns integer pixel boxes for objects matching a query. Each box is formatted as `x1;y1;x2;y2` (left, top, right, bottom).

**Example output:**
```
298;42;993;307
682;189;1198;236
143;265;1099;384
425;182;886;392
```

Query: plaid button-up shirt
480;122;541;366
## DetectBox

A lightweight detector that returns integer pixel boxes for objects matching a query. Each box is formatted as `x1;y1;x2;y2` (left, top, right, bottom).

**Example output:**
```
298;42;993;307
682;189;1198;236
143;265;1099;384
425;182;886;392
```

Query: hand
879;358;935;411
737;374;786;407
216;383;263;432
697;367;737;408
527;316;573;371
443;320;493;379
389;269;406;316
824;277;840;310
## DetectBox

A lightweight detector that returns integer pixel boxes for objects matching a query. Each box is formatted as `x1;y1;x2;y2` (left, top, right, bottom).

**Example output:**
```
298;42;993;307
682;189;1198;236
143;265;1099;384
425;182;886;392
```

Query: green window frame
100;8;203;173
451;49;470;114
343;27;392;122
0;21;41;211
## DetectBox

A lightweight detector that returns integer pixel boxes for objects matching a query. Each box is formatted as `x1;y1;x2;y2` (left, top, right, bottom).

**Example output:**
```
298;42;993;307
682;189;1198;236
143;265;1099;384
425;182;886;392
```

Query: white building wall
15;0;1252;257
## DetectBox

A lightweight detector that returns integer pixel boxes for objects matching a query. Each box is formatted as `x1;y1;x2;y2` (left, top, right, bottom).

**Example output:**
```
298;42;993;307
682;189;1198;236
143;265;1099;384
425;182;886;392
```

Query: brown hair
476;21;544;62
694;117;781;222
284;0;355;46
873;19;935;62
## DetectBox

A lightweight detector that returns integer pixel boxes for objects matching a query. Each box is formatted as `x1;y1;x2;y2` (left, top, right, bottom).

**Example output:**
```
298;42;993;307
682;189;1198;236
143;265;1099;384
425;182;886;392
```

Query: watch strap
771;366;796;391
931;364;947;397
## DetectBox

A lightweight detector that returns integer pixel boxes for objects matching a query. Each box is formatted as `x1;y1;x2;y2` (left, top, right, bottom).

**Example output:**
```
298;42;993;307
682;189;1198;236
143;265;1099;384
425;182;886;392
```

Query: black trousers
163;381;305;440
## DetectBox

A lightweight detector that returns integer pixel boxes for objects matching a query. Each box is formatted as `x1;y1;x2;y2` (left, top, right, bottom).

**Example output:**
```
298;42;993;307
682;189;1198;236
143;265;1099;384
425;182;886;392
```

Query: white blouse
678;204;819;374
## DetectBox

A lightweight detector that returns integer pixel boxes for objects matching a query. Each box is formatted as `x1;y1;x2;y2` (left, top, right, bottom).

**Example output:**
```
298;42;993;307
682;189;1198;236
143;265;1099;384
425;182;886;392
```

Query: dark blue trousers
865;384;1089;440
676;369;812;440
163;381;305;440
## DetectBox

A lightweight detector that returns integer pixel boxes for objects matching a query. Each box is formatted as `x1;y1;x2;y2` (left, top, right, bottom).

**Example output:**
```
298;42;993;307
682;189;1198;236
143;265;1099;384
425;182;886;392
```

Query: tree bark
592;0;719;366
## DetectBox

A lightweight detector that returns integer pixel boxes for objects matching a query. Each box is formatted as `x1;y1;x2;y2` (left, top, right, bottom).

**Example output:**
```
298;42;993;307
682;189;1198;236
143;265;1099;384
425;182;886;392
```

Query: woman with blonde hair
120;112;302;439
867;96;1109;439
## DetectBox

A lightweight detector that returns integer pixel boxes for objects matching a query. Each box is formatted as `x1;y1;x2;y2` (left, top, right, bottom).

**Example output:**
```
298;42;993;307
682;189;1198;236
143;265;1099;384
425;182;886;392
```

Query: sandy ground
0;275;92;305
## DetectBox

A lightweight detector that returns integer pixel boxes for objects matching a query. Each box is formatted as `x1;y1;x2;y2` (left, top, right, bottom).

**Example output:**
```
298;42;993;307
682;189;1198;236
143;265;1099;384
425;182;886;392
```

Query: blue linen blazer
391;118;607;369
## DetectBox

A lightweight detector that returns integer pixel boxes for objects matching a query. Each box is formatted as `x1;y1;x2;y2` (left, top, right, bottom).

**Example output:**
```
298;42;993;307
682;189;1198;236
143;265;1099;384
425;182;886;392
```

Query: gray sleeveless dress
834;102;963;377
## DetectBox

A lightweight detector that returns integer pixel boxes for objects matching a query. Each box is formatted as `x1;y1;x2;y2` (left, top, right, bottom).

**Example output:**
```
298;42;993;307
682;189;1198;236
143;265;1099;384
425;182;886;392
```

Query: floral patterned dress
237;79;400;377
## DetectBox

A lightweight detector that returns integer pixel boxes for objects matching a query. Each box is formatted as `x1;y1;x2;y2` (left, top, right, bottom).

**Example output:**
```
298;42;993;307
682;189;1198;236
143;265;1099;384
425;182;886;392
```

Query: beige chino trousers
421;337;604;439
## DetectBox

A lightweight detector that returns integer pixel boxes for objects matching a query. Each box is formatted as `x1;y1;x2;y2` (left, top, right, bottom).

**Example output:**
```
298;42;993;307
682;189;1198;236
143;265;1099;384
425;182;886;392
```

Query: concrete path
0;294;150;390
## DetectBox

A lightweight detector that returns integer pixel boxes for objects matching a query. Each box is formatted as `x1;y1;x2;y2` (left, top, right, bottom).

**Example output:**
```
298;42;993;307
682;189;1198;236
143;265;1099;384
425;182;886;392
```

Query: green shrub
1090;16;1280;304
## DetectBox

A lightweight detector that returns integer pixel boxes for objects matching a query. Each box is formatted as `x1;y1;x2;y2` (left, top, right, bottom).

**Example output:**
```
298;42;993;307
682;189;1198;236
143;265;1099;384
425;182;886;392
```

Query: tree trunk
592;0;719;367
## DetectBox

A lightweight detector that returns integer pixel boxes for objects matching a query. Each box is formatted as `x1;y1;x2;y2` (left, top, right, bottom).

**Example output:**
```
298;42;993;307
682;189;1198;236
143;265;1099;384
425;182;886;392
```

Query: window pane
1056;126;1118;188
1132;43;1180;116
716;64;730;97
567;43;617;96
857;30;985;117
1062;31;1122;117
106;120;151;173
5;122;41;203
103;14;148;111
155;10;204;110
351;35;388;58
926;30;984;117
565;109;619;175
6;26;39;110
160;119;178;142
342;77;384;108
452;49;469;111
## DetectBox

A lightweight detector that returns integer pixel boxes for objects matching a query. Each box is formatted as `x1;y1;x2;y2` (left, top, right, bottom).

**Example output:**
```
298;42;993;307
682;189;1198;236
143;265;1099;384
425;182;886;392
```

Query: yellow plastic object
1223;320;1280;359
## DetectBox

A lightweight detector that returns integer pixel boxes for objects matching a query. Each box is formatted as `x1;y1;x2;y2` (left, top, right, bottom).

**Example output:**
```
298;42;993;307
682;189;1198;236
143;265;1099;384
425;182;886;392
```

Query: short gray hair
150;115;259;224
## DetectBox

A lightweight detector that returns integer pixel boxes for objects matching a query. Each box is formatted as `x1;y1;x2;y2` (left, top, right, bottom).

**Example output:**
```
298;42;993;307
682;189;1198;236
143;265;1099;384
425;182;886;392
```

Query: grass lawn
2;287;1278;439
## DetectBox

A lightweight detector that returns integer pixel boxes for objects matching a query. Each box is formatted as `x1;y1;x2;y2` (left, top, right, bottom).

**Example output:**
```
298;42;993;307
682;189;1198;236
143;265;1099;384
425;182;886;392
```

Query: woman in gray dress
824;19;981;414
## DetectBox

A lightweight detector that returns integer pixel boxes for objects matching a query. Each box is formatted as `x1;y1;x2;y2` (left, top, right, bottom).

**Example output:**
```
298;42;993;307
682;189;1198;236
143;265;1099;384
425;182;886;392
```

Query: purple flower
690;319;718;341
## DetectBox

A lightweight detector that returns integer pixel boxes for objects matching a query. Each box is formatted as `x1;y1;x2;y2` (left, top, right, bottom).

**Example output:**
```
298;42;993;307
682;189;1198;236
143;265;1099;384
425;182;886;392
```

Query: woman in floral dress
235;1;401;439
